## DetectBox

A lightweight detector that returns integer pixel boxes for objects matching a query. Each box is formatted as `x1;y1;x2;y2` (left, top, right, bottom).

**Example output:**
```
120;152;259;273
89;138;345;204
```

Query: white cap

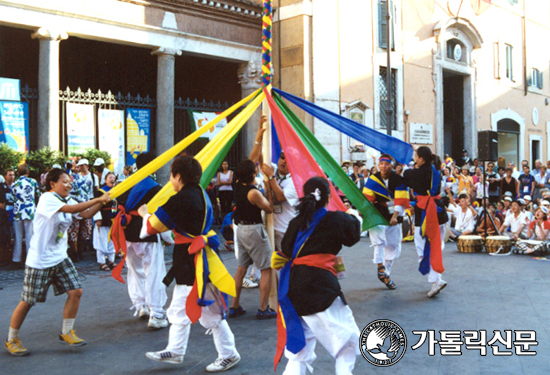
76;158;89;166
504;196;513;202
51;164;62;169
541;200;550;206
518;198;526;205
524;195;532;201
93;157;105;166
541;206;549;214
504;191;513;197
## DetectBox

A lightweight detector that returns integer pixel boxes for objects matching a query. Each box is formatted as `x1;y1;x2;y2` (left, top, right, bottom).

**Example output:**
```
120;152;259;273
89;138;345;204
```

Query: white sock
62;319;75;335
8;328;19;341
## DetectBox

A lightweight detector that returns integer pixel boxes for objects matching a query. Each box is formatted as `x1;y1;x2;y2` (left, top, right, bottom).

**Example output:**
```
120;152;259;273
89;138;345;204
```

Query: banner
98;109;125;176
126;108;150;166
66;103;95;155
189;110;228;140
0;101;29;152
0;78;20;101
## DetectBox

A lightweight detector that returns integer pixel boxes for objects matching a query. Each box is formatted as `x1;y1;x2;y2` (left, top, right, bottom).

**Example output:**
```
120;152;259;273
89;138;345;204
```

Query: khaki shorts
236;224;272;270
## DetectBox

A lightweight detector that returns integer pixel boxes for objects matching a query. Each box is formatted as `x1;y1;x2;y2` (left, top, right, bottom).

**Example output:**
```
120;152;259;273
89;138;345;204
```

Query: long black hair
295;177;330;231
234;159;256;184
416;146;434;165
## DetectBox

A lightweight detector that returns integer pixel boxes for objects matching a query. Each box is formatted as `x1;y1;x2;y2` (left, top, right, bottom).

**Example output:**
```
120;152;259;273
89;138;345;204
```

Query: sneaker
138;305;150;320
145;350;183;364
58;330;87;346
148;315;169;329
206;354;241;372
427;279;448;298
228;306;246;318
242;278;258;289
5;338;30;356
256;307;277;320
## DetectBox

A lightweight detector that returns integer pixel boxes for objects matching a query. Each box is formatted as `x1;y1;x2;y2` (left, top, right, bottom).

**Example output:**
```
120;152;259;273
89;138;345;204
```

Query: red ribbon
415;195;445;274
110;206;138;284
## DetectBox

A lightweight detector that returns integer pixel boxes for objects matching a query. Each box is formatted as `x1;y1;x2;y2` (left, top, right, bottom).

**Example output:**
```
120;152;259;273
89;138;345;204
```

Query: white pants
93;226;115;264
414;224;446;283
165;283;239;359
283;297;360;375
13;220;33;262
126;240;167;318
369;224;402;275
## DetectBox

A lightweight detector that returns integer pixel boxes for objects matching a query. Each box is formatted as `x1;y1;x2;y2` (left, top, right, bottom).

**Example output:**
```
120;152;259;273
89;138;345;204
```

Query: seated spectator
476;207;501;238
498;201;529;241
516;207;550;255
447;191;477;240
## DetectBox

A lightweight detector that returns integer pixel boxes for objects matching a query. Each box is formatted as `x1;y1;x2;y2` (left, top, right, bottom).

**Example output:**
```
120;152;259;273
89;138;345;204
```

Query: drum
457;235;483;253
485;235;512;254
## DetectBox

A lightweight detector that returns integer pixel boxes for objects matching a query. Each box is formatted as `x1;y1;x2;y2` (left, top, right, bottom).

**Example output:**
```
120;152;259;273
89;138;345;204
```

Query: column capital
238;59;263;90
31;28;68;41
151;47;182;57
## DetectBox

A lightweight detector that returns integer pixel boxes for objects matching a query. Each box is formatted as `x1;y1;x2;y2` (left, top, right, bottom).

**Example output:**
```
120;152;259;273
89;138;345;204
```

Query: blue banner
0;101;29;152
126;108;150;166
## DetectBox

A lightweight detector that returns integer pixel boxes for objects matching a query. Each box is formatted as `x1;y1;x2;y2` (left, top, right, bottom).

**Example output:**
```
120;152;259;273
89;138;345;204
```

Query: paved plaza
1;235;549;375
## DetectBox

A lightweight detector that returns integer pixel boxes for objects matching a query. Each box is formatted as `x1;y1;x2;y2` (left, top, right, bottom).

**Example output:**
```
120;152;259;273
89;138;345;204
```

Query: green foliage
26;147;67;175
70;148;112;171
0;143;25;175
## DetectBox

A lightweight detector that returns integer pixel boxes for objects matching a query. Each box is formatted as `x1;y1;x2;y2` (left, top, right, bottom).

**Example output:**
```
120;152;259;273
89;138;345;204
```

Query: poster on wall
0;101;29;152
98;109;125;176
66;103;95;154
126;108;150;166
189;110;227;140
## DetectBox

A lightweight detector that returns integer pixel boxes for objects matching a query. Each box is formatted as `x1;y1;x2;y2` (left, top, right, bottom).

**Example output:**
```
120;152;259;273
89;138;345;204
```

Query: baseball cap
518;198;526;206
93;158;105;166
504;197;513;202
504;191;513;197
51;164;62;169
524;195;532;201
541;200;550;206
76;159;89;166
541;206;549;215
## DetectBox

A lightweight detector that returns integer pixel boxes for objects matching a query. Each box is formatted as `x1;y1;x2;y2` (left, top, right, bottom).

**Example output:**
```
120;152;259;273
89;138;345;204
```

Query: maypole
261;0;277;309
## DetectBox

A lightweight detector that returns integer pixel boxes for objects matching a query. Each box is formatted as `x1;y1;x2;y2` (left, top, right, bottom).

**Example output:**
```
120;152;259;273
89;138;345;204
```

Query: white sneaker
138;305;150;319
427;279;447;298
148;315;169;329
206;354;241;372
242;278;258;289
145;350;183;364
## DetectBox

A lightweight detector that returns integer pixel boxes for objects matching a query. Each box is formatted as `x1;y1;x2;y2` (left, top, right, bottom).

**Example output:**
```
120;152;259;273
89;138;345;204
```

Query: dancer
143;156;240;372
363;154;409;289
403;146;449;297
5;168;110;356
273;177;362;374
112;153;168;329
93;172;117;271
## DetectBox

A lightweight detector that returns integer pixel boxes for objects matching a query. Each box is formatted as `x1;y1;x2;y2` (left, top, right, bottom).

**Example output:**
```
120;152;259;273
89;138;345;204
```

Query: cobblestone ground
1;234;550;374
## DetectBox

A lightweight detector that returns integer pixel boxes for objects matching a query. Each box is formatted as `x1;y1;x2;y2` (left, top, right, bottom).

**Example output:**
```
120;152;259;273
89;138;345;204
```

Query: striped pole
262;0;272;86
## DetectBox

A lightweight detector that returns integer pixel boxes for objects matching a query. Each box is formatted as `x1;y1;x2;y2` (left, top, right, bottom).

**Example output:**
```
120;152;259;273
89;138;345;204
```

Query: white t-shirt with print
503;212;528;234
452;205;475;233
26;192;80;269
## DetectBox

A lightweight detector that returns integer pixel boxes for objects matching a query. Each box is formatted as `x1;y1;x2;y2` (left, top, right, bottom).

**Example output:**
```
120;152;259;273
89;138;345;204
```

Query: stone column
152;47;182;184
238;58;263;158
32;28;68;151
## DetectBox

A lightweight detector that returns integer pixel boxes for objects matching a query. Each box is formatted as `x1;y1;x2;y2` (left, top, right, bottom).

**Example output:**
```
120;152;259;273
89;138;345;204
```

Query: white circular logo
453;43;462;61
360;319;407;367
532;107;539;126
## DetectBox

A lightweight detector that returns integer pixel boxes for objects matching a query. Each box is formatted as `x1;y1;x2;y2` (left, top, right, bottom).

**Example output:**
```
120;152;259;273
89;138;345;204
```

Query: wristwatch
268;175;276;181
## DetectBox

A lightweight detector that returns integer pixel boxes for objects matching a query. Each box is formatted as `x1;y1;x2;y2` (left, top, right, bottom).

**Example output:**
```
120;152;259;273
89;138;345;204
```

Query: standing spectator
486;162;501;203
2;169;15;224
517;164;535;199
0;179;11;266
65;162;89;261
5;168;110;357
77;159;98;199
474;177;489;206
75;159;98;253
459;149;471;167
533;166;549;203
455;166;474;201
93;158;111;186
92;172;117;271
11;164;40;266
500;168;518;200
472;166;483;184
117;165;133;182
216;161;234;219
531;159;542;177
508;161;521;179
349;162;364;190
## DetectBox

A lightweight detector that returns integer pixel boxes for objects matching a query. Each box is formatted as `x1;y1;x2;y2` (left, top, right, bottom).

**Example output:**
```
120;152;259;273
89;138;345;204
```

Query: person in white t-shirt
5;168;110;357
516;207;550;254
499;201;529;240
447;192;477;239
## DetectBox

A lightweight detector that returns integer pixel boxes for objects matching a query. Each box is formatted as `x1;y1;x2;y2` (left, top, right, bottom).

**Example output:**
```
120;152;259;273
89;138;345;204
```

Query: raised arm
249;115;268;163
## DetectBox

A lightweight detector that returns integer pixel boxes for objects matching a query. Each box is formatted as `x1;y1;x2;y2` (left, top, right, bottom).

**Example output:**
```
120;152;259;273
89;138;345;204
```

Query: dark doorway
531;139;540;170
443;70;464;161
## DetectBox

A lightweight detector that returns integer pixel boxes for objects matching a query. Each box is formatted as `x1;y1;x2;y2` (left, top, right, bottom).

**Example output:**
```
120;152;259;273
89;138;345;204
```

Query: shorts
236;224;272;270
21;258;82;306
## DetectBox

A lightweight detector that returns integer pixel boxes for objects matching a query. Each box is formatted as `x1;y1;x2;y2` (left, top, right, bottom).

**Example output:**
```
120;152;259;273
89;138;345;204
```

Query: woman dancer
5;168;110;356
273;177;362;374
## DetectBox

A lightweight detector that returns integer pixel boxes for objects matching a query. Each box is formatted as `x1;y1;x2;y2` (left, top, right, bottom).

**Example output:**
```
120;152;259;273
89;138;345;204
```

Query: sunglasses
280;154;285;160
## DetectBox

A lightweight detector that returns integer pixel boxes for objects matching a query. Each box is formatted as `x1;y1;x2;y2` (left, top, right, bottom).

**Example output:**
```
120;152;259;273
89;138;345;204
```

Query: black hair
433;155;442;170
235;159;256;185
46;168;68;191
171;156;202;185
416;146;434;165
136;152;156;170
295;177;330;231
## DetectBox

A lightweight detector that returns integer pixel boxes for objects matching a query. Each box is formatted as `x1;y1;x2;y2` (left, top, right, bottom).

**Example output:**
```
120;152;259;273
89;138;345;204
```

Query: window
378;0;394;50
379;67;397;131
505;44;513;81
527;68;543;89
